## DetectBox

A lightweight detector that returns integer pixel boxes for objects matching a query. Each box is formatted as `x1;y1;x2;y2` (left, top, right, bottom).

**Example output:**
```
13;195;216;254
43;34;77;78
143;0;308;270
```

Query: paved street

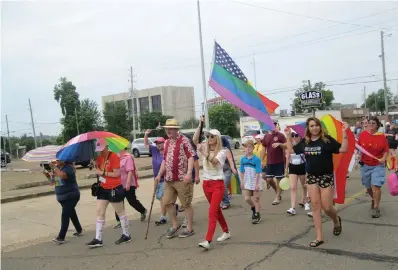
2;170;398;270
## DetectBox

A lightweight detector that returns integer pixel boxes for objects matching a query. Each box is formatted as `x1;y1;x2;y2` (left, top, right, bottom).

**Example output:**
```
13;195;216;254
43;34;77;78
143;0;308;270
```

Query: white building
102;86;195;129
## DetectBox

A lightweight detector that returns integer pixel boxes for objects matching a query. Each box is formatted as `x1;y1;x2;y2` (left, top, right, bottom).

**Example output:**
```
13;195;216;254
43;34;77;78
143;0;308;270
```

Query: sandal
309;240;324;247
333;216;342;236
221;205;230;210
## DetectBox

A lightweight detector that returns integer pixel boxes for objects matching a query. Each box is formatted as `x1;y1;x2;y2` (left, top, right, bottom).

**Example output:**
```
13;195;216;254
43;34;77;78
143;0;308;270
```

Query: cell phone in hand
43;163;51;171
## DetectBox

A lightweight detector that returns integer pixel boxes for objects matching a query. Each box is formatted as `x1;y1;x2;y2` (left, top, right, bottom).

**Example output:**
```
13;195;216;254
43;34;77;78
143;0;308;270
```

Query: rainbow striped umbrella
22;145;63;162
56;131;129;162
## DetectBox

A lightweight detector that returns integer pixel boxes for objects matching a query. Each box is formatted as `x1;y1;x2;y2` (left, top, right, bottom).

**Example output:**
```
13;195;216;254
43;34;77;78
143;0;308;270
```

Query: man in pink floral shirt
156;119;195;239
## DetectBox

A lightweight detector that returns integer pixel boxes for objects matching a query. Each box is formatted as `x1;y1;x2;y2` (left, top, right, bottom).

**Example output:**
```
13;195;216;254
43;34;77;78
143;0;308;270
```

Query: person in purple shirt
144;129;178;225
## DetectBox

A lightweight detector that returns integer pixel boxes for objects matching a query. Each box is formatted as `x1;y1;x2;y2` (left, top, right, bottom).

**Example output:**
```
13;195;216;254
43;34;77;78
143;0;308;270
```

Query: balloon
279;177;290;191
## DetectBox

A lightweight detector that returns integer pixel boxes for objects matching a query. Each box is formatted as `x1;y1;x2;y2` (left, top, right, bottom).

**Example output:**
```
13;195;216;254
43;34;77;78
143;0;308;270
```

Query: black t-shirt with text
293;135;341;176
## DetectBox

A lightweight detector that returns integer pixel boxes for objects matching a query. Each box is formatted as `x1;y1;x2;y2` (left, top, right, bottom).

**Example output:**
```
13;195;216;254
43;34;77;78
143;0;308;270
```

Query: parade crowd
44;115;391;250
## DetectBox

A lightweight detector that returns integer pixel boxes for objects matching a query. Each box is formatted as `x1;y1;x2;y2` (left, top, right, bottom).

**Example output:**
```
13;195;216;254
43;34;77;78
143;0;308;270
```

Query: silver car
221;135;240;149
131;137;157;158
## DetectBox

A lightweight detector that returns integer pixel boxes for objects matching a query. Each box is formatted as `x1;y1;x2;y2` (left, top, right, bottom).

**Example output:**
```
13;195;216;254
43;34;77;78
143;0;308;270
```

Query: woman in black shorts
285;117;349;247
285;132;309;215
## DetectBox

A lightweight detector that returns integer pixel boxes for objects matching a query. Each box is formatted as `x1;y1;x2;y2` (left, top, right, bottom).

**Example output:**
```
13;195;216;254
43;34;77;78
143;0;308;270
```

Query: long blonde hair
206;135;222;165
305;117;329;144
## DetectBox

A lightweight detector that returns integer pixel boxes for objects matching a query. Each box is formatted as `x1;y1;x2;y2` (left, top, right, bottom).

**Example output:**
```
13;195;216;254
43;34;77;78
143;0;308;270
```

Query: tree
103;101;133;137
139;112;173;130
181;117;199;129
362;88;393;113
77;99;103;133
209;103;240;137
292;81;335;113
53;77;80;141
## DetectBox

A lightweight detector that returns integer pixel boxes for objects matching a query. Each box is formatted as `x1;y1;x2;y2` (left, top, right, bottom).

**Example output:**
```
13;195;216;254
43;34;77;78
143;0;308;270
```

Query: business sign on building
300;91;323;107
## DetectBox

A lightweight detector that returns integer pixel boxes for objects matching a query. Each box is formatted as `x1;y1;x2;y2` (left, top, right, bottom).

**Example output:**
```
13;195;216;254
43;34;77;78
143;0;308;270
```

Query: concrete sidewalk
2;170;398;269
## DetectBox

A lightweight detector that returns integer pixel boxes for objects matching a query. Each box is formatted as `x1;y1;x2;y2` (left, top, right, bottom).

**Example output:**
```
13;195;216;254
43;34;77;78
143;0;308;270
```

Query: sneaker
371;208;380;218
182;217;188;228
52;237;66;244
113;222;121;229
217;232;231;242
178;228;195;238
86;238;103;248
198;240;212;250
304;203;311;211
155;218;167;226
73;231;84;237
115;234;132;245
141;210;147;222
252;213;261;224
166;224;181;239
307;212;313;218
287;208;296;215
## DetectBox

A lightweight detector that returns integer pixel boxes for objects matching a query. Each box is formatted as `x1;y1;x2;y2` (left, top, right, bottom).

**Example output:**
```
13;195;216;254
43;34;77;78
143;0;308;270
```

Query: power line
231;1;398;31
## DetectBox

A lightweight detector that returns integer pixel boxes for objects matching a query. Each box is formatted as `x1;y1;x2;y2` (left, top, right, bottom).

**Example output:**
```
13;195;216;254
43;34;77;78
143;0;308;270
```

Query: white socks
119;215;130;237
96;220;105;241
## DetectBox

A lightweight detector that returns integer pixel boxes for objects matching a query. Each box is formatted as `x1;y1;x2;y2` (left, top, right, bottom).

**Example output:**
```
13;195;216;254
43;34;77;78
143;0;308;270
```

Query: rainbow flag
229;173;242;195
209;42;279;130
321;114;356;204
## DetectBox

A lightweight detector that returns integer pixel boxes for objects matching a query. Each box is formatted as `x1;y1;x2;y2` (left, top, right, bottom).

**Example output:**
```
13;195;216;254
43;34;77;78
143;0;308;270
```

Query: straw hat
163;119;180;129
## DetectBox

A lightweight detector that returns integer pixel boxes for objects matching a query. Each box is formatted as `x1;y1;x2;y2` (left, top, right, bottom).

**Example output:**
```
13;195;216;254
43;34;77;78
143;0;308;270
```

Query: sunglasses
291;134;299;138
206;134;215;139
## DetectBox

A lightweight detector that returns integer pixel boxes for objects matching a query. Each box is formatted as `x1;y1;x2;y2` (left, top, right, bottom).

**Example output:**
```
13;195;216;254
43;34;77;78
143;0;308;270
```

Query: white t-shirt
202;149;226;180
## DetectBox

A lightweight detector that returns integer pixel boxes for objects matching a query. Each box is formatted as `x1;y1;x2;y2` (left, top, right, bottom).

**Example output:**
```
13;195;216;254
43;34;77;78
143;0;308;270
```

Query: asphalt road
2;170;397;270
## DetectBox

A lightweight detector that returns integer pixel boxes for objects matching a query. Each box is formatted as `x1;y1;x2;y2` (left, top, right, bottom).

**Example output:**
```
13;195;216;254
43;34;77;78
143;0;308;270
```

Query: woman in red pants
193;118;230;250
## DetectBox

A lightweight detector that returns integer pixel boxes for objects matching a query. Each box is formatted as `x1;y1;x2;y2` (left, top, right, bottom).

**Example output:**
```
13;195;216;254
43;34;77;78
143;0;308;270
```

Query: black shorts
262;166;267;174
307;174;334;188
97;185;125;203
289;163;306;176
388;141;397;150
265;163;285;179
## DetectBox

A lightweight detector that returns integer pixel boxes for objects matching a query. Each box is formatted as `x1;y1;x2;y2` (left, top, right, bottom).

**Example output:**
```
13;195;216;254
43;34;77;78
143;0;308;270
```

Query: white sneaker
287;208;296;215
217;232;231;242
198;240;212;250
307;212;313;218
304;203;311;211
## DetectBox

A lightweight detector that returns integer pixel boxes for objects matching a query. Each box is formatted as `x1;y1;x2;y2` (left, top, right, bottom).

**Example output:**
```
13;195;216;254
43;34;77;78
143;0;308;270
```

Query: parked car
131;137;157;158
1;150;11;167
221;135;240;149
241;129;268;145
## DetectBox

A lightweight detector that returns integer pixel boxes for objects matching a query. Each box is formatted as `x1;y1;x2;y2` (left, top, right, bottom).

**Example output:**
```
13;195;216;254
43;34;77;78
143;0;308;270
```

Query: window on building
151;95;162;112
139;97;149;115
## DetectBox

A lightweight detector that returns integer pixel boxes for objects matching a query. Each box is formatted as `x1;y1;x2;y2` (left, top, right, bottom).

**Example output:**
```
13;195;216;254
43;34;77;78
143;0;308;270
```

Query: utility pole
197;0;210;129
5;115;11;155
74;107;80;135
129;66;137;139
28;99;38;149
252;53;257;89
375;95;378;114
308;80;312;90
380;31;389;118
39;132;43;147
363;86;367;109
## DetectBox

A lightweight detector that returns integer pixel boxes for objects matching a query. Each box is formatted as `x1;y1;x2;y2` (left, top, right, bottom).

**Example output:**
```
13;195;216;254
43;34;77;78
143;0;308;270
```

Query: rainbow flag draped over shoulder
320;114;356;204
209;42;279;130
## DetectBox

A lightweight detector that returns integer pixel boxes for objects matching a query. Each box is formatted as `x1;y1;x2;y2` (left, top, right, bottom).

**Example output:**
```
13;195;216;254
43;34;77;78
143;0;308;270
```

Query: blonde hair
206;135;222;165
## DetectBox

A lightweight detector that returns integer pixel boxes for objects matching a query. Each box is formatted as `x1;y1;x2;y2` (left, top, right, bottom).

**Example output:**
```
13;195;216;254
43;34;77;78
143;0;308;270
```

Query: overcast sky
2;0;398;136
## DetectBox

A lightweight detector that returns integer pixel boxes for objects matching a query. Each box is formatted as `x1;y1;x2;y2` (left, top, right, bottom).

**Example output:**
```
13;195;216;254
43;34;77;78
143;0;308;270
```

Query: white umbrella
22;145;63;162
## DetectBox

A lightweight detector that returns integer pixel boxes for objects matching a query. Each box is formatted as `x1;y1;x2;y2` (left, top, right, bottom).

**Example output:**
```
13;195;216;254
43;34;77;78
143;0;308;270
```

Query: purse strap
97;152;112;183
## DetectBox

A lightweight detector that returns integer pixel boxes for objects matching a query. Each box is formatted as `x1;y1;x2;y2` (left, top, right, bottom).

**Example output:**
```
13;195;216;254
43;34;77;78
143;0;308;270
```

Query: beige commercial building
102;86;195;130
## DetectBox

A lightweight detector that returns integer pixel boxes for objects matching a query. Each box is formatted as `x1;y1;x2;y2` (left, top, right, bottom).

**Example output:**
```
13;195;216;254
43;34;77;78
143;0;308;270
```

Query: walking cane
145;186;156;240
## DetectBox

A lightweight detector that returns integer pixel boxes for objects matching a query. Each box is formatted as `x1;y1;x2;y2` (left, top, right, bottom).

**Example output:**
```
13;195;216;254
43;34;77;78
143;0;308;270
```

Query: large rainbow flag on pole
209;42;279;130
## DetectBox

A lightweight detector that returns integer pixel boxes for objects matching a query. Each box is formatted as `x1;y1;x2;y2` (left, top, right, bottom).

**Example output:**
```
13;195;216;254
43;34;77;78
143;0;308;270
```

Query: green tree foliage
77;99;103;133
181;117;199;129
292;81;335;113
362;88;393;113
103;101;133;137
209;103;240;137
138;112;173;139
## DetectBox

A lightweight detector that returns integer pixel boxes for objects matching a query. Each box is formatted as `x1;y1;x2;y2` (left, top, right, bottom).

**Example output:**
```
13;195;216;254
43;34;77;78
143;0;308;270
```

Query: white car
241;129;268;145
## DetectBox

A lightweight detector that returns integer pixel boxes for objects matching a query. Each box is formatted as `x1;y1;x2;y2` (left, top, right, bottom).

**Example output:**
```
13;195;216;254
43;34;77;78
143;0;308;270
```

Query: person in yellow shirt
253;135;268;188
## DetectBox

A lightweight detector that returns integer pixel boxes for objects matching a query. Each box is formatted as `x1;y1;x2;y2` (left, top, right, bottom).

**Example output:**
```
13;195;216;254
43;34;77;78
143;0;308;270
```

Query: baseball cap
208;129;221;137
95;138;108;152
243;140;254;147
154;137;166;144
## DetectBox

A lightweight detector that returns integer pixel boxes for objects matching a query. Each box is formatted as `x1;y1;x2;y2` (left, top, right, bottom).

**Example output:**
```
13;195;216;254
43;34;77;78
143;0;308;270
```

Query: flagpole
197;0;210;129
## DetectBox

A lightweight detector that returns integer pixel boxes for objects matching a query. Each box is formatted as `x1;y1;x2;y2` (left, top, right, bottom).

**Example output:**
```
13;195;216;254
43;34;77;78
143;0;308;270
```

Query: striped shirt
240;155;262;190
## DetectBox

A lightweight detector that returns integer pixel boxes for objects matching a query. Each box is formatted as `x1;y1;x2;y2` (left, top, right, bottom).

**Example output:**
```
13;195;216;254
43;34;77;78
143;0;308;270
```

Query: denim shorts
156;181;165;200
360;164;385;189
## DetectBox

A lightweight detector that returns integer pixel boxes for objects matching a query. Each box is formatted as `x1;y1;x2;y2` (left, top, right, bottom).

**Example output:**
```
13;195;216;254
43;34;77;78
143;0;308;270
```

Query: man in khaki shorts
155;119;196;238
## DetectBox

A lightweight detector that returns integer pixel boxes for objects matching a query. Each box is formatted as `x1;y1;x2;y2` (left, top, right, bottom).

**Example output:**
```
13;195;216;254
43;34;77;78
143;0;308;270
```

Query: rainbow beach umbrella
56;131;129;162
22;145;63;162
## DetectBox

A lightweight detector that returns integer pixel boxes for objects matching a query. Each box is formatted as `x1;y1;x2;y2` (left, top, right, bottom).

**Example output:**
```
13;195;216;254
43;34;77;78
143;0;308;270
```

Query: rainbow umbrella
22;145;63;162
56;131;129;162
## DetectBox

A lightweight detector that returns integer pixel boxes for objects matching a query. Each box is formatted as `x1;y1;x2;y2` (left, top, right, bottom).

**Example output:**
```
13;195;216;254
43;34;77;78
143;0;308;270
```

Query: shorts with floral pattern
307;174;334;188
